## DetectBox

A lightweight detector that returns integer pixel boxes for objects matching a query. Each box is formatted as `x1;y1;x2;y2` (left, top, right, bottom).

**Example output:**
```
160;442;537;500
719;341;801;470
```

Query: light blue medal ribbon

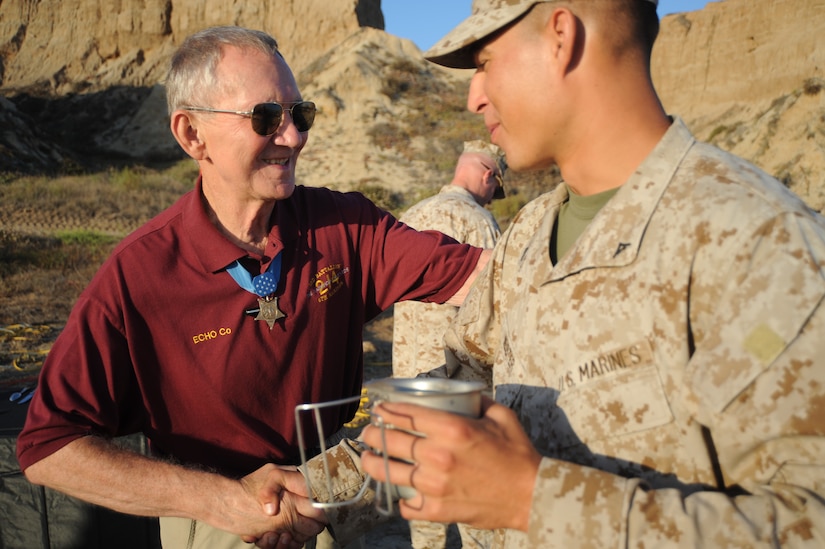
226;252;285;329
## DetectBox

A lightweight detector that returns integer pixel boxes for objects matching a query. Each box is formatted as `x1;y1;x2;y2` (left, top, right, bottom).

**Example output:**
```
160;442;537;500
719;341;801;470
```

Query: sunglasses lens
250;102;316;135
493;173;505;199
291;102;316;132
251;103;284;136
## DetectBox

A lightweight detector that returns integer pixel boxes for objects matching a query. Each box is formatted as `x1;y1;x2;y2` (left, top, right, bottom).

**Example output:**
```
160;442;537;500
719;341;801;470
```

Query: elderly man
16;26;488;549
304;1;825;547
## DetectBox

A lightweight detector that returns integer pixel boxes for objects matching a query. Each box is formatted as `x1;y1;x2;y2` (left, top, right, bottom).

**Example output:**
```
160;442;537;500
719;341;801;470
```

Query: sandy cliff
0;0;382;93
652;0;825;210
0;0;823;210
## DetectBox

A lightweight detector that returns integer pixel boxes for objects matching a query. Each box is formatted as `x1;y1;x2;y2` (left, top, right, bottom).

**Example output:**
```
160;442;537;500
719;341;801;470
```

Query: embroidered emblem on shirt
307;264;350;303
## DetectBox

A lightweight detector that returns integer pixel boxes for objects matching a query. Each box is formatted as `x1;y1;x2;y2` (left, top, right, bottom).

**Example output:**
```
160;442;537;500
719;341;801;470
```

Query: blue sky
383;0;716;52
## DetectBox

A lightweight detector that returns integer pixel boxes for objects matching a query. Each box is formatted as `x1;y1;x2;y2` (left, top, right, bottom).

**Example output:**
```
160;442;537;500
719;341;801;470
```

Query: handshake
245;378;539;548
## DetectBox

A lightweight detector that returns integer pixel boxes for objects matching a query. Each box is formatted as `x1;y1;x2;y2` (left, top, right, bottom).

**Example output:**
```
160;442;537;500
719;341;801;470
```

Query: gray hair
165;26;281;114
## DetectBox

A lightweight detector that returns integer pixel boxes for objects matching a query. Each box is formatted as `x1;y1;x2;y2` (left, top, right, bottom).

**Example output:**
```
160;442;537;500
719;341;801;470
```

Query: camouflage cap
463;139;507;175
425;0;659;69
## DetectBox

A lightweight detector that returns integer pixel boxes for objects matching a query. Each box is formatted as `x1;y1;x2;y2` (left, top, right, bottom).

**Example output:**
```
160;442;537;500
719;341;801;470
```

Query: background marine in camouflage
392;140;505;549
393;140;505;379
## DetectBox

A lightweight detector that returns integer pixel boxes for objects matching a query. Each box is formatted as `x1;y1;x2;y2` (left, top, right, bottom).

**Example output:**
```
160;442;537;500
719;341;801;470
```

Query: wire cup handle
295;377;486;516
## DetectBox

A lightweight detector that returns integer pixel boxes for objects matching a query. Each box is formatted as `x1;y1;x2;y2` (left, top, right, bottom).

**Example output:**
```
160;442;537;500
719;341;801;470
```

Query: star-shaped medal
255;295;286;329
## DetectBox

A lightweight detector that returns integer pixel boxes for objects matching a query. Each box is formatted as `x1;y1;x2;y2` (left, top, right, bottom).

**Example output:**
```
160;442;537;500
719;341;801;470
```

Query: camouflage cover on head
425;0;659;69
463;139;507;175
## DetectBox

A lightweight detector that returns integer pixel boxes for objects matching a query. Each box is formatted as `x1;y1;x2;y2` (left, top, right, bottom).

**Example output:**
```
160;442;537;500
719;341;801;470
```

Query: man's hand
22;437;326;549
223;463;328;548
446;249;492;306
360;396;541;532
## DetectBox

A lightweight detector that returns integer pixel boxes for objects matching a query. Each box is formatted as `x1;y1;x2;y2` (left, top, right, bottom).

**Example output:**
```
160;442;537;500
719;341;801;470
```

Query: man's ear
170;110;208;160
547;6;582;75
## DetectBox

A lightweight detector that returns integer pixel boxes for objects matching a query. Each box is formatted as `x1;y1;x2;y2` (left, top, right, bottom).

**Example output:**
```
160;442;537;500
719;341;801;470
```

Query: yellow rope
343;388;372;428
1;324;54;371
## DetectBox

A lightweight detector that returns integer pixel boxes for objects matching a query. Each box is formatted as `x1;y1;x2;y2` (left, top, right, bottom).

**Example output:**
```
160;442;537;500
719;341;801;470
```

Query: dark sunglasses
487;167;506;200
182;101;316;135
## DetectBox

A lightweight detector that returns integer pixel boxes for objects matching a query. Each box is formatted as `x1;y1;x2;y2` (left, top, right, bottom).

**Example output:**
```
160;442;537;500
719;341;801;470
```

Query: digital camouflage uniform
393;184;501;378
305;118;825;547
394;186;500;548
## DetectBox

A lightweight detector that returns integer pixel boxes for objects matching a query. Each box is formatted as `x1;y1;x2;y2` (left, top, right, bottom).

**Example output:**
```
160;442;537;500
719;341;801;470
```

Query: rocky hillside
0;0;823;209
0;0;383;92
652;0;825;211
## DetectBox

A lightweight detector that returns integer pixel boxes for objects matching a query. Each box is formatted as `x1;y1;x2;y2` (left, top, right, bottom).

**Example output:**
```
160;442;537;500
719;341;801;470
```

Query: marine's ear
546;5;582;76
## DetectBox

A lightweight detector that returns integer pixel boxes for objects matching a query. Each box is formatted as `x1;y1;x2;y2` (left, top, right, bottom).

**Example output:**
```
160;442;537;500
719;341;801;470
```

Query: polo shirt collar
183;176;291;274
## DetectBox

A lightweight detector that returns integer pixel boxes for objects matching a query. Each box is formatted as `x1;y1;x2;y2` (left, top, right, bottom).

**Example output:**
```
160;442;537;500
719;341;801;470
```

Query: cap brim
424;4;537;69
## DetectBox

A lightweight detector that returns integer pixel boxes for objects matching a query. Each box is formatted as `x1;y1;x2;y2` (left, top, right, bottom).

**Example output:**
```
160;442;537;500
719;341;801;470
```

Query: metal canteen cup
294;377;486;515
367;377;485;502
367;377;484;417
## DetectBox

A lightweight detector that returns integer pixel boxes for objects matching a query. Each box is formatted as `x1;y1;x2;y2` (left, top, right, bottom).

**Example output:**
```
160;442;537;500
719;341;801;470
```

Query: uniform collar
548;117;695;281
440;184;478;201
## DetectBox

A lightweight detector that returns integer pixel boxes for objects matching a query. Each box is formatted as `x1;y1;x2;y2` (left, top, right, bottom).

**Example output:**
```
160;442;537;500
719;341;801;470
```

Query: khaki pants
159;517;344;549
158;428;365;549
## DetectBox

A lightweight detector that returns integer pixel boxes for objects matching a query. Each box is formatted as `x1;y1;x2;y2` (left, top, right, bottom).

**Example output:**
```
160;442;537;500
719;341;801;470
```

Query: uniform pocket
556;365;674;449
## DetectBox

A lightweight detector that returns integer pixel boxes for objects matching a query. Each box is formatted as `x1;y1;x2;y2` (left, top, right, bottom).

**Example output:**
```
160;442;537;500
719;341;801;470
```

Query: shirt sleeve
16;291;142;471
358;197;483;312
441;225;504;389
299;438;393;546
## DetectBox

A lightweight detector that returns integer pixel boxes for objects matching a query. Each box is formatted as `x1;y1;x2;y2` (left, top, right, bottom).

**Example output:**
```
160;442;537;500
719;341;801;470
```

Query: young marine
303;1;825;547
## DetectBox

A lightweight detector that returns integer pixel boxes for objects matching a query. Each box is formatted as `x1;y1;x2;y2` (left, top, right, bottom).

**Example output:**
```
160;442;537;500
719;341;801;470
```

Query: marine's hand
361;396;541;532
222;463;327;547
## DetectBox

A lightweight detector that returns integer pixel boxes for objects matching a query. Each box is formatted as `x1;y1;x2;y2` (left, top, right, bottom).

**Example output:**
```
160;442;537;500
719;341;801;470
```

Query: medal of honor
255;295;286;329
227;252;286;330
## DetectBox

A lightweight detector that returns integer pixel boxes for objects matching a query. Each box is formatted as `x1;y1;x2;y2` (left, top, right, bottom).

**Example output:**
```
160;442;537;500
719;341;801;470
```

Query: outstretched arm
445;249;491;306
24;436;327;546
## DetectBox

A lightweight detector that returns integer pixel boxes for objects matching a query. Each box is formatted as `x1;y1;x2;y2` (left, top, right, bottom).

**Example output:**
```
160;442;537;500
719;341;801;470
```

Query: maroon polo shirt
17;181;481;477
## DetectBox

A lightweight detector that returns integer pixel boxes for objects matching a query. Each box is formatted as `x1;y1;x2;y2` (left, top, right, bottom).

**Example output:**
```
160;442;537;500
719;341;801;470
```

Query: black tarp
0;387;161;549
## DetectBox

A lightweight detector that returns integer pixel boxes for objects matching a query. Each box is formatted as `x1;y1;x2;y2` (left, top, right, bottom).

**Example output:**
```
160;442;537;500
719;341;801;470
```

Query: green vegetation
707;125;730;143
380;59;441;101
0;230;119;275
489;194;530;228
352;183;406;216
367;122;412;153
0;160;199;325
0;161;195;231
